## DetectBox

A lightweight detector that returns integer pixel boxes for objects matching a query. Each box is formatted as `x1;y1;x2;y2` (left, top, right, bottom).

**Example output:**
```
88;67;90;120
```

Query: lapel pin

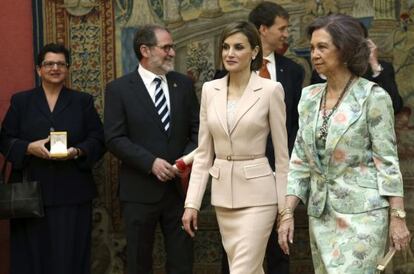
280;68;284;72
173;83;177;88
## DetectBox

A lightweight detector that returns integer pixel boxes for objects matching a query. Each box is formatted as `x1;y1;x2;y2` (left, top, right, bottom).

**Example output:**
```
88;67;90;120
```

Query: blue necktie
153;77;170;132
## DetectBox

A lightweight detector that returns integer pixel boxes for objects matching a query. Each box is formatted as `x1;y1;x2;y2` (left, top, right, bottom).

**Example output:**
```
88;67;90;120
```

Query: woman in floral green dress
278;14;410;274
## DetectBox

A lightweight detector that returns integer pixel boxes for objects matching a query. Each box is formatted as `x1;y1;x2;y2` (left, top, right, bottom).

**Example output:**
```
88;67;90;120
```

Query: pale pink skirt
215;204;277;274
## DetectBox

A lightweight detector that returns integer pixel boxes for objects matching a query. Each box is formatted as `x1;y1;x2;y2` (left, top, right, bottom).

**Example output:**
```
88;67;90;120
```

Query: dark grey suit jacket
104;71;199;203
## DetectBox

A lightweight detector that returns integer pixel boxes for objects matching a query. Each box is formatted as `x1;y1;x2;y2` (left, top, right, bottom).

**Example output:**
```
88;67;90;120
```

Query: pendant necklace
318;75;354;141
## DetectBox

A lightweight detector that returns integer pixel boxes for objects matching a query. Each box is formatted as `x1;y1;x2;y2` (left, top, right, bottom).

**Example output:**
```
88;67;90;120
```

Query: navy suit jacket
273;53;305;155
104;71;199;203
0;86;105;206
263;54;305;170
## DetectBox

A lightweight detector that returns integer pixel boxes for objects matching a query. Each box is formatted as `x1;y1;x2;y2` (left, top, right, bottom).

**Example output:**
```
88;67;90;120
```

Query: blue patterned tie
153;77;170;132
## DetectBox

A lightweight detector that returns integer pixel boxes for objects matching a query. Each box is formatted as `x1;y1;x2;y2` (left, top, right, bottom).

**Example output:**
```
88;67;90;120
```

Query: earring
252;56;256;60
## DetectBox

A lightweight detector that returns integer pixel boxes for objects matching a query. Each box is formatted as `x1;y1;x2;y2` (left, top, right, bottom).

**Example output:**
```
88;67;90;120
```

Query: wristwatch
390;208;406;219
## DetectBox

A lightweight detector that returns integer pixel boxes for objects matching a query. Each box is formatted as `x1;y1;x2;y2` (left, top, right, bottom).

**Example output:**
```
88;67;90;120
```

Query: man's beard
149;56;175;74
161;59;174;72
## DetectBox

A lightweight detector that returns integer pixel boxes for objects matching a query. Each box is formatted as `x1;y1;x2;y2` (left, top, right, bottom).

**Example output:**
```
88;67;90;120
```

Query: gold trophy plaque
50;131;68;158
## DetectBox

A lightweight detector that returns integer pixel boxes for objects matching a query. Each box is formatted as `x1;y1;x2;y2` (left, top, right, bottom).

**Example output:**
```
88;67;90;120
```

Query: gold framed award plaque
50;131;68;158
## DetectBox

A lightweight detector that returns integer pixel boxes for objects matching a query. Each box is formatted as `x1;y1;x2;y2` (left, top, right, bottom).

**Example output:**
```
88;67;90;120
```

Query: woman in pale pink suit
182;21;289;274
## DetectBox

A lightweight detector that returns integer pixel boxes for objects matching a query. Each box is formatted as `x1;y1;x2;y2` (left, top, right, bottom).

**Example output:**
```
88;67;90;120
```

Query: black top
0;86;106;205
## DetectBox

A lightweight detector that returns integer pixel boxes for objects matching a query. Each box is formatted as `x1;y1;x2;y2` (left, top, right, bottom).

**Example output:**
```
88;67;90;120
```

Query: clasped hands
151;157;182;182
27;136;78;160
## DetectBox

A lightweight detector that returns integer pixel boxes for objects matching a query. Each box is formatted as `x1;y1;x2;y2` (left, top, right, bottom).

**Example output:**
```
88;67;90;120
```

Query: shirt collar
264;52;275;64
138;64;167;85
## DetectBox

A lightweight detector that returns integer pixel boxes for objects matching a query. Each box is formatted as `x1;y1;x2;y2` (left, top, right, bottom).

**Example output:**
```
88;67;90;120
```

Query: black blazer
104;71;199;203
273;53;305;155
311;60;403;114
265;54;305;169
0;86;105;206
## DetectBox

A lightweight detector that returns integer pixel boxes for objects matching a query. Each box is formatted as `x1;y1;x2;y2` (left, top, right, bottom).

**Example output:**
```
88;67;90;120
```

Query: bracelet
280;211;294;218
280;207;294;217
280;215;294;223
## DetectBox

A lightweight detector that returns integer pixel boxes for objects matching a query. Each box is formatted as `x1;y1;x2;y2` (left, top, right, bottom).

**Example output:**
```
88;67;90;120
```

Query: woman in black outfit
0;43;105;274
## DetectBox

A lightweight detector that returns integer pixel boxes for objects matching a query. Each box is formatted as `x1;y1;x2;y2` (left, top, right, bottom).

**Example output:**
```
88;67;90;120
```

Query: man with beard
104;25;199;274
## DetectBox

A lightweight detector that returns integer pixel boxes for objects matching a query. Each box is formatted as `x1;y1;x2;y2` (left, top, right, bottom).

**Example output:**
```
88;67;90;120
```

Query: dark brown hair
220;21;263;71
133;24;170;61
37;43;70;67
307;14;369;76
248;1;289;30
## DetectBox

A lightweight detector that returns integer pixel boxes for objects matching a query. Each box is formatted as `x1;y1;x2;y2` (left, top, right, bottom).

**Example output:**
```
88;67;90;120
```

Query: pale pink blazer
185;72;289;211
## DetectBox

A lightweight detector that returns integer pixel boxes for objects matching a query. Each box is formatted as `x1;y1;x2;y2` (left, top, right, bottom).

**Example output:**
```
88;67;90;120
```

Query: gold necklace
318;75;354;141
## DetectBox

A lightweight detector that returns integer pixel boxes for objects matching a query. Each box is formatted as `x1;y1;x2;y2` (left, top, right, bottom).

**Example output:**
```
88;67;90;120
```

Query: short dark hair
307;14;369;76
37;43;70;66
133;24;170;61
220;21;263;71
248;1;289;30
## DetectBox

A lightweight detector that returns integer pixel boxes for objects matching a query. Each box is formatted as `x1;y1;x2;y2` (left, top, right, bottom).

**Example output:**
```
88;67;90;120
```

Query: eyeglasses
41;61;69;69
152;44;175;53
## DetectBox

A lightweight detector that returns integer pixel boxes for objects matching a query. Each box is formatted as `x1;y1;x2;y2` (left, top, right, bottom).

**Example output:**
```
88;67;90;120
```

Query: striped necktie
153;77;170;132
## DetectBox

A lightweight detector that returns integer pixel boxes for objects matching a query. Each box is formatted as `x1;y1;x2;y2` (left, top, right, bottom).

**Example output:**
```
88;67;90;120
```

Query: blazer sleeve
104;82;156;173
182;80;200;155
268;82;289;211
184;83;214;210
286;88;311;205
0;94;30;169
367;85;404;197
74;94;106;170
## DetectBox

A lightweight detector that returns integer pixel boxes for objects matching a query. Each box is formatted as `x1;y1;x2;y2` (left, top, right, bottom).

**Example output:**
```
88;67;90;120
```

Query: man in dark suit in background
104;25;199;274
249;1;304;156
222;2;304;274
249;3;304;273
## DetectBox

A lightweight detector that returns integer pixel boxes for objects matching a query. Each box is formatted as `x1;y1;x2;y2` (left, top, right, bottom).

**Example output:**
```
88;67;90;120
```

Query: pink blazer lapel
229;73;261;135
212;75;230;136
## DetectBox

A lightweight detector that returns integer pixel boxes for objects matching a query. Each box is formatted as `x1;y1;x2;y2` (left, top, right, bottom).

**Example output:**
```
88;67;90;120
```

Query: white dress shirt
263;52;277;81
138;64;171;110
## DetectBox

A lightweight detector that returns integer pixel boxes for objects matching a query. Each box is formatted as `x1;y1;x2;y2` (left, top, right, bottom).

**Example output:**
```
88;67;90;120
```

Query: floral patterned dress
308;108;388;274
287;77;403;274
